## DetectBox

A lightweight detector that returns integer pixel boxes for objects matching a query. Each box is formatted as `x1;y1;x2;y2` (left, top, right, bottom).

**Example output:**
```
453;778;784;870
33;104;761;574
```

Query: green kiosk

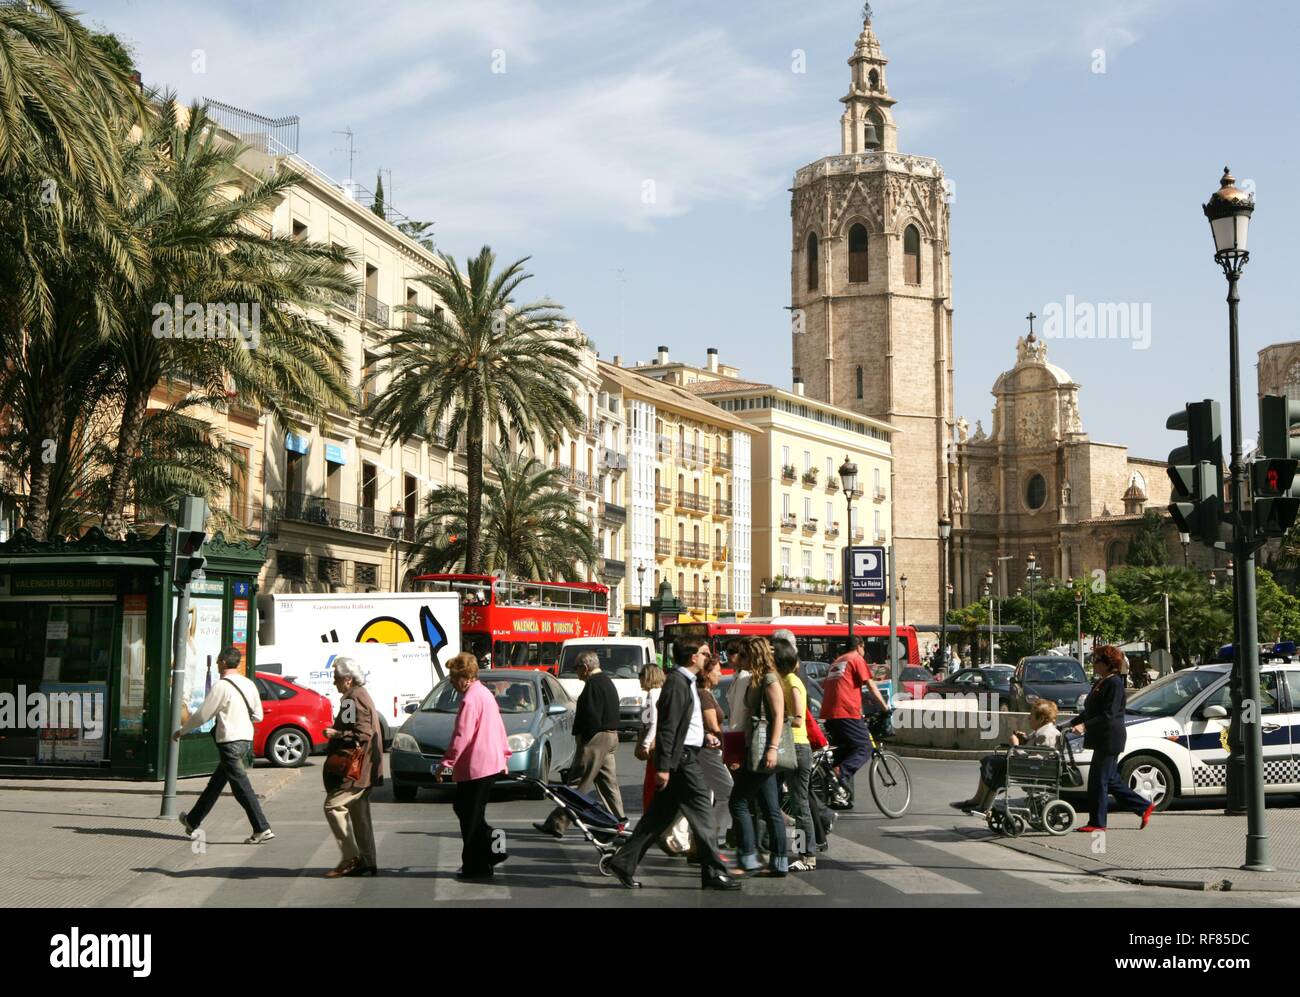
0;527;267;779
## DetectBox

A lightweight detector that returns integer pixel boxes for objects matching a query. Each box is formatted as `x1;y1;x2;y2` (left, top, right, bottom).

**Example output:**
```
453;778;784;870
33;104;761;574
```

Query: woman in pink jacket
436;652;511;879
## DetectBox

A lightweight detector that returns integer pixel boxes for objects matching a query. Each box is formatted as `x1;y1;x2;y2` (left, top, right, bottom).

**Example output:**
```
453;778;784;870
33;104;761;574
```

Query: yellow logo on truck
356;617;415;644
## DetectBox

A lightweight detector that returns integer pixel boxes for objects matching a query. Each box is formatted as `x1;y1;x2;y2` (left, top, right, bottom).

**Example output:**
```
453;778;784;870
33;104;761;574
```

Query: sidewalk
0;766;300;907
975;804;1300;892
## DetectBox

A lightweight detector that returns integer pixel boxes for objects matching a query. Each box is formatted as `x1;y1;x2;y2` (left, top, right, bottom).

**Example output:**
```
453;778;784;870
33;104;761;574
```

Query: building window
229;444;249;527
825;553;834;579
291;219;308;241
873;510;881;537
825;501;833;524
278;551;305;581
1026;473;1047;511
904;225;921;285
825;456;833;480
318;557;344;585
803;497;811;521
803;450;811;472
848;224;869;283
855;366;864;400
782;493;791;516
782;445;791;468
806;232;819;291
781;546;791;576
354;563;378;589
801;550;812;580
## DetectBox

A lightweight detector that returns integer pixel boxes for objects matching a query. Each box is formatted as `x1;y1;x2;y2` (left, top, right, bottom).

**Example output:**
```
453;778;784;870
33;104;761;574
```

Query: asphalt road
108;744;1299;908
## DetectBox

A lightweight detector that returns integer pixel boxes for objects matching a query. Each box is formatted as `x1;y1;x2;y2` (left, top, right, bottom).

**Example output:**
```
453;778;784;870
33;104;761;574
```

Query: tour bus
661;620;920;673
411;574;609;674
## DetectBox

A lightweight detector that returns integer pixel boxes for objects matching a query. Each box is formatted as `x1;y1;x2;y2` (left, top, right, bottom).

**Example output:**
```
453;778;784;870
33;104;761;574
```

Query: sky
82;0;1300;459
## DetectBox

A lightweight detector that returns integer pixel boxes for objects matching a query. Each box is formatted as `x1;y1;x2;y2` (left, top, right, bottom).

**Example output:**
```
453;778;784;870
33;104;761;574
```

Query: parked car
925;665;1014;706
389;669;577;801
899;666;935;699
1008;656;1090;714
253;672;334;768
556;636;655;736
1066;662;1300;811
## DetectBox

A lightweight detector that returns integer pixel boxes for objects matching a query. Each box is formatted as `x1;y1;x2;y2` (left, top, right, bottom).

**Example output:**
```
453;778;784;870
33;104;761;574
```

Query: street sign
845;545;887;605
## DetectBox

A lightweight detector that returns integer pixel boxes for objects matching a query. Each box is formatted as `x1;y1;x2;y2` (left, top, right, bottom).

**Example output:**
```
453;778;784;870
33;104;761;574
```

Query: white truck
556;636;656;737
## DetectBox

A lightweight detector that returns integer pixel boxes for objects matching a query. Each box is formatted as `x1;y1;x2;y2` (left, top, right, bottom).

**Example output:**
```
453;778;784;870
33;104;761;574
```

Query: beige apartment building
635;348;895;623
600;359;752;629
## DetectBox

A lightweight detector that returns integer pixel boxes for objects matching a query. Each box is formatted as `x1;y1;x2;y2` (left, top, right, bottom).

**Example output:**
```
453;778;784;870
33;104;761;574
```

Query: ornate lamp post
1180;531;1191;567
984;568;995;665
899;573;908;627
938;517;952;668
388;508;407;591
636;561;646;635
702;575;711;619
1204;166;1269;868
1026;551;1041;652
839;456;859;650
1074;584;1085;666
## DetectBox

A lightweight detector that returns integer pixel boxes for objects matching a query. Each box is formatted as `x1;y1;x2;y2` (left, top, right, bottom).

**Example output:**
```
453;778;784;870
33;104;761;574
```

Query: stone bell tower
789;7;955;629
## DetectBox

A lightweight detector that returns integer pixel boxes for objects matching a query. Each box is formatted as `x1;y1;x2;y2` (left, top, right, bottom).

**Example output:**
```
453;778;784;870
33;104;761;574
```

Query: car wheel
392;782;418;803
529;746;551;800
267;727;310;768
1120;754;1175;812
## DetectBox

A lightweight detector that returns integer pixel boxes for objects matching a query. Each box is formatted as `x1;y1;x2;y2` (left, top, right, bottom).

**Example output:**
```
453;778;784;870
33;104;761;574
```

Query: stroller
985;734;1083;837
516;777;630;874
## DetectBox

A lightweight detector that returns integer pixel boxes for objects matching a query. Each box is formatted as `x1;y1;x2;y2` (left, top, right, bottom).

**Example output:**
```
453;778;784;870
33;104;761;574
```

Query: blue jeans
782;743;816;858
1087;753;1150;827
729;767;788;872
187;740;269;833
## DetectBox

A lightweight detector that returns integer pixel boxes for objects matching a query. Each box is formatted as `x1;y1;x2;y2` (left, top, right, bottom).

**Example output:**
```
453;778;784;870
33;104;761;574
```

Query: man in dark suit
607;637;741;891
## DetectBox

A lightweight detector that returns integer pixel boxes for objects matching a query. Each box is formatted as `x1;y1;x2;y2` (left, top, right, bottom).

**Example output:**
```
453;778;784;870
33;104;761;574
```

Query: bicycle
819;712;912;818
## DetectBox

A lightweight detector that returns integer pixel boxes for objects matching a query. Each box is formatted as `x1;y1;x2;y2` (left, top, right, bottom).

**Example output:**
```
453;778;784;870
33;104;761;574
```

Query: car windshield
421;678;538;714
1125;669;1224;718
901;667;933;681
1023;659;1085;684
558;646;644;680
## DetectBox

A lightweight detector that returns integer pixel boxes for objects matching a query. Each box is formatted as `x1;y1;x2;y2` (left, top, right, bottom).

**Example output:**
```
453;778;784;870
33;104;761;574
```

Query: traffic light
171;496;209;591
1166;400;1224;544
1254;395;1300;536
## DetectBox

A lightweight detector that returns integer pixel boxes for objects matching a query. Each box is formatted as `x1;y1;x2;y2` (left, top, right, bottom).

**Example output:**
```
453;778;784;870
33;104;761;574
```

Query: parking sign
845;546;887;605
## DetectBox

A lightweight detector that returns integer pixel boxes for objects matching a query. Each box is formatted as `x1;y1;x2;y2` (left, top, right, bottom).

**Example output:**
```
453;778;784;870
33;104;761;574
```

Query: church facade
789;11;953;626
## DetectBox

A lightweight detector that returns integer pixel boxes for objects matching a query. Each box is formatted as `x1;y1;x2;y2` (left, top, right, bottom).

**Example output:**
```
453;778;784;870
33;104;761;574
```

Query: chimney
793;377;805;397
706;347;719;373
612;354;622;367
657;345;669;366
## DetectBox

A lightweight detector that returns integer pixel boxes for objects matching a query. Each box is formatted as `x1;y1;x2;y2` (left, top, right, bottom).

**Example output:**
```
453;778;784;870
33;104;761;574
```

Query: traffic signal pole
159;527;191;820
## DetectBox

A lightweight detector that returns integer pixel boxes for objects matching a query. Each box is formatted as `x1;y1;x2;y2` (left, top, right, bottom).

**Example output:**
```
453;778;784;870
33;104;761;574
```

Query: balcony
824;524;841;539
583;416;599;438
655;537;672;558
602;447;628;473
363;294;389;326
763;577;843;598
327;287;358;316
873;486;887;503
825;478;840;493
780;512;797;530
676;541;709;561
655;486;673;508
713;497;733;517
556;465;599;493
677;491;710;514
602;558;626;579
656;435;673;457
874;531;888;544
781;465;797;483
852;527;865;542
600;502;627;526
801;469;819;487
268;491;400;538
714;450;733;470
801;518;819;534
712;546;729;564
681;443;710;465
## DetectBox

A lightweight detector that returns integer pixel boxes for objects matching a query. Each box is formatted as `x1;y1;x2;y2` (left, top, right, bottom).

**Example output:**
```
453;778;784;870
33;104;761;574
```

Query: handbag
746;678;796;772
324;744;365;783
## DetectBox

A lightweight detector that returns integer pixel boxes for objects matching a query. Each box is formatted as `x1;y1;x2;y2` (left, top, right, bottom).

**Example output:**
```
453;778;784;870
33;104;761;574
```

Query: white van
556;636;656;736
256;641;436;744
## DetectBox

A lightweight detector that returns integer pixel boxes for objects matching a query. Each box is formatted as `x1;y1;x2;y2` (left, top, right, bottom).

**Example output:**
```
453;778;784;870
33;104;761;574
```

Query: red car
898;666;936;699
253;672;334;768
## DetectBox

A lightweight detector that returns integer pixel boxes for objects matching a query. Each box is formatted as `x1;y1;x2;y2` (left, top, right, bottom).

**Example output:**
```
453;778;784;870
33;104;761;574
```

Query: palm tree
366;247;582;573
407;450;598;581
98;100;356;538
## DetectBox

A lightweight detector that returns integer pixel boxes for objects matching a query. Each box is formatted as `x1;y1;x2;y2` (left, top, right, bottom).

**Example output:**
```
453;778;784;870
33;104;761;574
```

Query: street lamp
1026;551;1040;652
938;516;952;668
1180;531;1191;568
839;456;859;652
702;575;711;619
1204;165;1269;869
1074;584;1085;667
636;561;646;635
759;581;768;618
899;573;908;627
984;568;994;665
388;508;407;591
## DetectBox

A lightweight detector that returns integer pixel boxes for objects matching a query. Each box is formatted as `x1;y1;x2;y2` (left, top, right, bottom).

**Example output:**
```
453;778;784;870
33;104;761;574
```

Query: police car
1066;662;1300;811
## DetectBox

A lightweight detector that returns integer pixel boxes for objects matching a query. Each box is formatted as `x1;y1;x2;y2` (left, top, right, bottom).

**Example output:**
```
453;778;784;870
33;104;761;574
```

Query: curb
891;745;986;760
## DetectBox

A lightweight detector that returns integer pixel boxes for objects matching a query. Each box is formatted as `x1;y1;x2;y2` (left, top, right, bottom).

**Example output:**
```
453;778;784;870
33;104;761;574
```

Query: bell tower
789;6;955;629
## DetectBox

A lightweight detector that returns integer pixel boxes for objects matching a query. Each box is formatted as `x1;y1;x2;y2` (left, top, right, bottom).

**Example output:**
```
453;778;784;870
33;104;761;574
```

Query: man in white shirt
173;647;274;844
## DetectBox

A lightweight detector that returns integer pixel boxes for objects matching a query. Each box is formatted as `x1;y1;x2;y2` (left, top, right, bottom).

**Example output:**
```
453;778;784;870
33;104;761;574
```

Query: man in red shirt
821;637;889;806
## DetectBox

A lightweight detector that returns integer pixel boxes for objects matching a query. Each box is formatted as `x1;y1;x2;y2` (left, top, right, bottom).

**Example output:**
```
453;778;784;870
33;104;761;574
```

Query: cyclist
821;635;889;806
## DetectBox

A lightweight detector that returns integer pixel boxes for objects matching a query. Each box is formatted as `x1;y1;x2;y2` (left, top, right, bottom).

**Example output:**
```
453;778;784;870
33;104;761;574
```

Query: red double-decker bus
411;574;609;673
662;621;920;672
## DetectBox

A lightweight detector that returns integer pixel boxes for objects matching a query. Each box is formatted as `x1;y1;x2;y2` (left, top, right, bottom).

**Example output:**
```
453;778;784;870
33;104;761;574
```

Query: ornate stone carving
1016;334;1048;365
956;417;969;443
972;419;987;441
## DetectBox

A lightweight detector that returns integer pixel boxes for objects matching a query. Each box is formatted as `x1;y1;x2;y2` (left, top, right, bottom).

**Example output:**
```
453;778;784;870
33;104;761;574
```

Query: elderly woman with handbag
436;652;511;879
322;657;383;878
726;636;792;876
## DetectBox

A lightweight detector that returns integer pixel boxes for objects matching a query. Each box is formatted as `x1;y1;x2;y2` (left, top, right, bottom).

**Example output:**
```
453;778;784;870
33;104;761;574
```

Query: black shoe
345;864;378;877
532;821;563;839
702;872;742;891
609;864;642;889
455;867;494;880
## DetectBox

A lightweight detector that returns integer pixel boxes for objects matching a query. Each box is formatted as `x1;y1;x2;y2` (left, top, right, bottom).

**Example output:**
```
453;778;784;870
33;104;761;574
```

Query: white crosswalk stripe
882;825;1137;892
822;835;980;894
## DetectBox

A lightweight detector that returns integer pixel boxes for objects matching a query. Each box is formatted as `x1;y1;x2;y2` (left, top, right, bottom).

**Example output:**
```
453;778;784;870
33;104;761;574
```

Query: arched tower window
868;68;879;90
904;225;921;285
806;232;819;291
855;365;864;400
848;224;869;283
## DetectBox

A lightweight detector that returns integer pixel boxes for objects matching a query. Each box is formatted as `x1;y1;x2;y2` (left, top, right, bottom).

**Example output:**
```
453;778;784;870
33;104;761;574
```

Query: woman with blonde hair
435;652;511;879
322;656;383;877
951;699;1061;815
636;663;667;812
726;636;789;875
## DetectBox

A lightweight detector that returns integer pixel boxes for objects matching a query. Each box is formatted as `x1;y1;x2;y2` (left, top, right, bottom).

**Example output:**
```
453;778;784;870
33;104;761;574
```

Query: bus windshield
558;645;644;680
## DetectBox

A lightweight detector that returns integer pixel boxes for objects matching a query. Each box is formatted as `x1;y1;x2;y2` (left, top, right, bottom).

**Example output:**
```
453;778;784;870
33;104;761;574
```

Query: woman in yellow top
774;637;817;871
